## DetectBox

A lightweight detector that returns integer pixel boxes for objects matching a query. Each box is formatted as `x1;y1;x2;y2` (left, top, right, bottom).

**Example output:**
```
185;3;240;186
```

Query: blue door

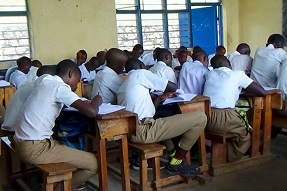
191;6;219;55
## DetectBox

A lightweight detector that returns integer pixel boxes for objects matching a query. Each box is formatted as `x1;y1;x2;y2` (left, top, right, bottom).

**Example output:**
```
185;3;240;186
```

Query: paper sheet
163;93;197;105
0;80;11;87
63;103;125;115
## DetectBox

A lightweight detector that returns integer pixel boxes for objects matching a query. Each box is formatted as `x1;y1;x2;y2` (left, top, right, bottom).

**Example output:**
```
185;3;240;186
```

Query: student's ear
164;53;169;61
68;70;73;78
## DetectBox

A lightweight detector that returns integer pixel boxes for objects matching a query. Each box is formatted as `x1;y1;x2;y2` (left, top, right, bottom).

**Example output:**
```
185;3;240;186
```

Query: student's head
16;56;32;74
192;50;208;67
215;45;226;55
156;48;172;67
125;58;146;73
236;43;251;55
56;59;81;92
152;47;161;60
192;46;203;55
76;50;87;65
211;55;231;69
36;66;56;77
86;57;100;72
31;60;42;68
177;49;188;65
179;46;188;51
132;44;144;58
96;51;107;65
106;48;128;74
267;34;285;48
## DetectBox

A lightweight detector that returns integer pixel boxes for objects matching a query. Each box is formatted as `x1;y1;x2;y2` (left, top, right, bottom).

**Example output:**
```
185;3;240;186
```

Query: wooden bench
0;134;76;191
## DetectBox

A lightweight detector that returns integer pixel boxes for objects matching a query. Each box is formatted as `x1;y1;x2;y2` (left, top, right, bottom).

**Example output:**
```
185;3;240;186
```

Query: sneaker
72;183;86;191
165;161;200;178
132;159;165;171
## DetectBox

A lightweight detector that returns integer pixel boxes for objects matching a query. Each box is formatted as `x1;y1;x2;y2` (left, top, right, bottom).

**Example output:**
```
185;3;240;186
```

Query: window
0;0;30;61
115;0;221;53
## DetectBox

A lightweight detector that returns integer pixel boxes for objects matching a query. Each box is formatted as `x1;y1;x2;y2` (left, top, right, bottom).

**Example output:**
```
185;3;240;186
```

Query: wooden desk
0;85;15;108
94;110;137;191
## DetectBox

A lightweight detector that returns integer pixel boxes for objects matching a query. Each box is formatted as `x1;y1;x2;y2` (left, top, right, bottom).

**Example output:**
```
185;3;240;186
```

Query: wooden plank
250;96;262;157
262;94;272;154
3;86;15;108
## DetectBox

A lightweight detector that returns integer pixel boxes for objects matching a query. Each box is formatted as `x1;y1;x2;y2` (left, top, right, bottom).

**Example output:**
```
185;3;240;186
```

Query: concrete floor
1;133;287;191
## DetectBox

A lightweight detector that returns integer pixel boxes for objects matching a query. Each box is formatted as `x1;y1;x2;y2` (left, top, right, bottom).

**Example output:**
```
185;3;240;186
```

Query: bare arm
245;82;267;97
151;92;176;109
164;81;177;92
70;95;103;117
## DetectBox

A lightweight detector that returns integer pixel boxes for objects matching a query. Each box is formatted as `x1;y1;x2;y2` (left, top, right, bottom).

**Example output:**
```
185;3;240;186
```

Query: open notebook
162;89;197;105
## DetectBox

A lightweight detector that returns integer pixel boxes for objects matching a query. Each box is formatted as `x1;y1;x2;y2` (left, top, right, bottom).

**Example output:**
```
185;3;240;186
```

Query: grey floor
1;133;287;191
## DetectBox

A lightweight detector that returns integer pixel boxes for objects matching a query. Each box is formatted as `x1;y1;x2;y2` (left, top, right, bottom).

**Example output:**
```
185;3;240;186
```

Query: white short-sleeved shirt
1;81;34;132
203;67;253;108
26;66;38;82
15;75;80;141
178;60;209;95
228;51;253;75
91;66;123;104
142;52;157;66
78;63;96;82
117;69;168;120
9;69;28;89
277;59;287;100
250;44;287;87
149;61;177;84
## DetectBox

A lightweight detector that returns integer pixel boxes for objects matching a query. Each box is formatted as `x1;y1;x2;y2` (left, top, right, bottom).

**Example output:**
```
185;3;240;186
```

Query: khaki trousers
207;108;250;162
14;138;97;187
131;111;207;151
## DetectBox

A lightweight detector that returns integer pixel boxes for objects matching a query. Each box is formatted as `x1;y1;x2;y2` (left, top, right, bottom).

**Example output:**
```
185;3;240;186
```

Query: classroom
1;0;287;191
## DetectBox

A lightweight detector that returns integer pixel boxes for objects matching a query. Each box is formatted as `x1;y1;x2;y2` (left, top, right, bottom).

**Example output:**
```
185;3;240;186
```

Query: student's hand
91;94;103;106
158;92;176;102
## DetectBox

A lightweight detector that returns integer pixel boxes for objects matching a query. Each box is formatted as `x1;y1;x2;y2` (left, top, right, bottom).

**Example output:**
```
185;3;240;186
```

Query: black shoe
132;159;165;171
165;161;200;178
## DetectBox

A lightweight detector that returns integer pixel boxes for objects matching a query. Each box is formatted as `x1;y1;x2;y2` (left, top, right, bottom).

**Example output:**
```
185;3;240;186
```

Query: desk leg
262;95;272;154
118;136;131;191
97;137;108;191
198;132;208;173
250;97;262;157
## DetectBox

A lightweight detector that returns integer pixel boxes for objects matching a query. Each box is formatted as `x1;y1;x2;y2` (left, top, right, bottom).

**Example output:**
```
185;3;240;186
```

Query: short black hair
210;54;230;69
179;46;188;50
132;44;144;52
17;56;31;67
78;50;87;57
36;66;56;77
216;45;226;52
267;34;285;46
155;48;171;61
192;50;207;61
89;57;100;67
56;59;81;77
125;58;145;72
192;46;203;54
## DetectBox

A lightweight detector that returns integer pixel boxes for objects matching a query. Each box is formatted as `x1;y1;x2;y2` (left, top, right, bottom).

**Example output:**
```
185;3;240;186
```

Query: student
132;44;144;61
250;34;287;87
78;57;100;83
9;56;32;89
172;49;188;70
91;48;128;104
203;55;267;162
149;48;177;83
228;43;253;75
96;50;107;71
117;58;207;178
1;66;56;132
73;49;87;66
178;50;209;95
26;59;43;81
208;45;226;69
14;59;102;190
142;47;161;68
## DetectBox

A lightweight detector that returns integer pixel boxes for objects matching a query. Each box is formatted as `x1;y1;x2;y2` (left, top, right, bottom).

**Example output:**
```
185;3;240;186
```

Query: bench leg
63;179;72;191
211;142;227;166
152;157;162;191
45;183;54;191
140;159;148;191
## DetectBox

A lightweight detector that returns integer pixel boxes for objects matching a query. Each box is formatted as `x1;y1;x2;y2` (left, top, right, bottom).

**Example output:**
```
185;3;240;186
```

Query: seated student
78;57;100;83
250;34;287;87
172;46;192;69
208;45;226;69
96;50;107;71
203;55;267;162
132;44;144;61
228;43;253;75
9;56;32;89
26;59;43;82
1;66;56;132
73;49;88;66
117;58;206;178
14;60;102;190
178;50;209;95
149;48;177;83
91;48;128;104
142;47;161;68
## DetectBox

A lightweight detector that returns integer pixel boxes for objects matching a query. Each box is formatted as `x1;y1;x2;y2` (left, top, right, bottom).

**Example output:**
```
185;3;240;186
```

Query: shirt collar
215;67;232;72
157;61;167;66
103;66;118;75
266;44;275;49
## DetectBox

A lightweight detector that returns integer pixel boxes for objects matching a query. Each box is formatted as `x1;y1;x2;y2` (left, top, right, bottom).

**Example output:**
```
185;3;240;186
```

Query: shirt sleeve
139;70;168;91
238;71;253;89
55;84;80;106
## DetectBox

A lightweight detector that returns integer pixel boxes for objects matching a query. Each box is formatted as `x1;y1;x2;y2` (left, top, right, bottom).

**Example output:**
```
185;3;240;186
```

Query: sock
170;157;183;165
168;149;176;158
